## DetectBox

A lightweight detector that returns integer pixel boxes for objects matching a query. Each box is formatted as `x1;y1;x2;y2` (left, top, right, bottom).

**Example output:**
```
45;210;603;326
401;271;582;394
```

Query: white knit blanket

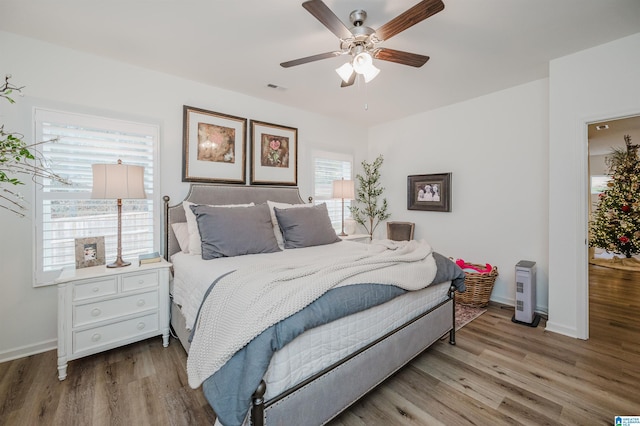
187;239;437;388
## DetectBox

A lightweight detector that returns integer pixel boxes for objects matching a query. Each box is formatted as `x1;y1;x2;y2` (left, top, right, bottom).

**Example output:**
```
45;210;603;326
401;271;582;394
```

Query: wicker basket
456;264;499;307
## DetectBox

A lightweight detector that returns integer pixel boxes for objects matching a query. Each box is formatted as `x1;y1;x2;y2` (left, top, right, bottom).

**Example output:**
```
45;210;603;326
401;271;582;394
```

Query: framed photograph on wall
250;120;298;185
182;105;247;183
407;173;452;212
75;236;106;269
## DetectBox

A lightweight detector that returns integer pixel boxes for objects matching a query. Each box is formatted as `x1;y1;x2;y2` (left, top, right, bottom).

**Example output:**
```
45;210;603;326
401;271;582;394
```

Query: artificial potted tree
350;155;390;240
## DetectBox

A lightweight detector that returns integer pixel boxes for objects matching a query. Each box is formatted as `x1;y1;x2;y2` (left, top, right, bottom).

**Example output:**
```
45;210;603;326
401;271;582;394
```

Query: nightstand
55;259;171;380
339;233;370;243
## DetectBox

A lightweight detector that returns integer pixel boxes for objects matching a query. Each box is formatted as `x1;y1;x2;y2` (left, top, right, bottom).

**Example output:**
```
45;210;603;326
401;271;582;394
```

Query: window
312;151;353;231
34;108;159;286
591;175;611;194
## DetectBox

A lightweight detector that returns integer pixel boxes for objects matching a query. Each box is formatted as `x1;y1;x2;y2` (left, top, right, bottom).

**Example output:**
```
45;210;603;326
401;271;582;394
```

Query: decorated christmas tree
589;135;640;258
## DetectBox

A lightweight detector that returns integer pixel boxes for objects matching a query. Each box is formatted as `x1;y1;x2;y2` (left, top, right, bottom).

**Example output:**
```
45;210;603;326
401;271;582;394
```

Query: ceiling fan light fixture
282;0;444;88
361;63;380;83
352;51;373;73
352;51;380;83
335;62;355;83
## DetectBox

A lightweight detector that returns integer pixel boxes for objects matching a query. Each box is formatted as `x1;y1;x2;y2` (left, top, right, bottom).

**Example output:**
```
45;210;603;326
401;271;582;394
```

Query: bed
163;184;465;426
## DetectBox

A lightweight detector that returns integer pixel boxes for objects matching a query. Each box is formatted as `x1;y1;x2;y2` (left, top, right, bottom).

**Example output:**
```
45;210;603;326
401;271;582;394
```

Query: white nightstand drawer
73;278;117;301
73;312;159;354
122;271;158;292
57;260;171;380
73;290;158;327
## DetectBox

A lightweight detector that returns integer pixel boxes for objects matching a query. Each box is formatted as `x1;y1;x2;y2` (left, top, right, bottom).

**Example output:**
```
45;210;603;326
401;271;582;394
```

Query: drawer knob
137;299;146;307
92;287;100;293
91;333;101;342
91;308;102;317
137;322;146;330
138;279;144;284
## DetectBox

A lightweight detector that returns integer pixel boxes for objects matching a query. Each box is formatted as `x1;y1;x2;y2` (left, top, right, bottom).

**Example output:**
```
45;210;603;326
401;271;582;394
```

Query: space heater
512;260;540;327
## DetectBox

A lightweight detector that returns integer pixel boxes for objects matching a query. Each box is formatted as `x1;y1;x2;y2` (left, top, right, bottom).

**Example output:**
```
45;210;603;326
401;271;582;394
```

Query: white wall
548;32;640;339
368;79;550;311
589;155;608;176
3;28;639;360
0;31;368;361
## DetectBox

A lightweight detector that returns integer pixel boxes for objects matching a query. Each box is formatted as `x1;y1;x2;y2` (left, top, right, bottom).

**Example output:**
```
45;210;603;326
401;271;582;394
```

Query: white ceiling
2;0;640;127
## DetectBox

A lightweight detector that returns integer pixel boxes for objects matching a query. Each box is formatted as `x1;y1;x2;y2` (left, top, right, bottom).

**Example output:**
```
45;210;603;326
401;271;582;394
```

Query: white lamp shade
335;62;355;83
352;52;373;73
91;162;146;199
351;52;380;83
361;64;380;83
332;179;355;199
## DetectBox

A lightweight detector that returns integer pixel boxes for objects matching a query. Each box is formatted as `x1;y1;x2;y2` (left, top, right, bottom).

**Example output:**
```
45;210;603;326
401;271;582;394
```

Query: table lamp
332;178;355;236
91;160;146;267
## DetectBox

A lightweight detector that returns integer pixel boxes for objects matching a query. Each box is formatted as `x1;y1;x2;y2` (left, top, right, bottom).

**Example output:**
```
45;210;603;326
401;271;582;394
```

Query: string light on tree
589;135;640;258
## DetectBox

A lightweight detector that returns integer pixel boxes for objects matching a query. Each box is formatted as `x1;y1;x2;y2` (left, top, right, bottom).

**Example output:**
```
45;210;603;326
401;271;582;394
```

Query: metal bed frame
163;184;456;426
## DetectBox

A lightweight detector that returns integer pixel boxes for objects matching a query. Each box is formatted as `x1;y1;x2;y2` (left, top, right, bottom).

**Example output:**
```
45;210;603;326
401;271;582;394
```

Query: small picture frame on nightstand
75;236;106;269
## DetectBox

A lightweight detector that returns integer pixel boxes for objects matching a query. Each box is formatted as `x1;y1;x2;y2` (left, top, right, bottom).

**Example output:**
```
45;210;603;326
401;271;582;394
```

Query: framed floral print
182;105;247;183
250;120;298;186
407;173;452;212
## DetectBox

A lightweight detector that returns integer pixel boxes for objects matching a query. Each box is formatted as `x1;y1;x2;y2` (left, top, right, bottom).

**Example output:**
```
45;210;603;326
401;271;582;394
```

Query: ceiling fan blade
340;73;356;88
375;0;444;41
374;48;430;67
302;0;353;40
280;51;341;68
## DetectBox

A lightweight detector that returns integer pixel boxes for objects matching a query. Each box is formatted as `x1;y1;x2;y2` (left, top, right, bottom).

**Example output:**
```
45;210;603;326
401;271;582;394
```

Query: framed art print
407;173;452;212
182;105;247;183
75;236;106;269
250;120;298;185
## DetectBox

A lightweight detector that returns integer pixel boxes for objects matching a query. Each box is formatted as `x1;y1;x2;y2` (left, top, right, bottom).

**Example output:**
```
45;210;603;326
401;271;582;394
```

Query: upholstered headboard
163;184;306;259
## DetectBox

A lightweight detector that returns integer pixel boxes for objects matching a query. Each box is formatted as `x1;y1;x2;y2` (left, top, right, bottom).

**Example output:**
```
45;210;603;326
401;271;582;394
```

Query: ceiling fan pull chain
363;77;369;111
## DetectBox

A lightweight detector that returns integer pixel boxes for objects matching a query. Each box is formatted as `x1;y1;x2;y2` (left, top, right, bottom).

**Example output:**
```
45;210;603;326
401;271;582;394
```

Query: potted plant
350;155;390;240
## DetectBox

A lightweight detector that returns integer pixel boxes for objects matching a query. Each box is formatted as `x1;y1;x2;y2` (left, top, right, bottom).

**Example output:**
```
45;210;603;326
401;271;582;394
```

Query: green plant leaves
350;155;390;238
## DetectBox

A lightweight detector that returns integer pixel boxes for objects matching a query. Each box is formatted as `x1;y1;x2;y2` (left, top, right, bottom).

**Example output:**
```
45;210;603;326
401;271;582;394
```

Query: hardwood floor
1;265;638;425
332;267;640;425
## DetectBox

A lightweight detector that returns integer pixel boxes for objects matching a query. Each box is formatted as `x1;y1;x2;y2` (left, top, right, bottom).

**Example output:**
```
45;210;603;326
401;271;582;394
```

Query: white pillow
171;222;191;253
266;200;313;250
183;201;254;256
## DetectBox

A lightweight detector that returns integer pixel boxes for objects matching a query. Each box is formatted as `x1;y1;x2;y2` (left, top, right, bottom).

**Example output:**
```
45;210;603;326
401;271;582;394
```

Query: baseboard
544;321;579;339
489;295;514;307
490;297;574;337
489;295;548;316
0;339;56;363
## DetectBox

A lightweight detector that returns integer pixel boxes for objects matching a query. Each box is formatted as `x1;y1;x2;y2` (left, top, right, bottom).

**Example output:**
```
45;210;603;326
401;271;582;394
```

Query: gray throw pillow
191;203;280;259
274;203;341;249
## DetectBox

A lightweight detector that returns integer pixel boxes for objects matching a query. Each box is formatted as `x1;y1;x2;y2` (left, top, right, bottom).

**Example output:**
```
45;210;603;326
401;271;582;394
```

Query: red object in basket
455;259;493;274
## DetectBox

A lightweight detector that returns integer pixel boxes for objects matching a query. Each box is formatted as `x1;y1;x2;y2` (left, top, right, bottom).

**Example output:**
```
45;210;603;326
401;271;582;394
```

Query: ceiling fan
280;0;445;87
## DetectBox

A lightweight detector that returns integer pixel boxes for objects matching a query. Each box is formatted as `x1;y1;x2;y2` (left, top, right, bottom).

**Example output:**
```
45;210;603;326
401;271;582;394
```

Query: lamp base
107;257;131;268
338;232;348;236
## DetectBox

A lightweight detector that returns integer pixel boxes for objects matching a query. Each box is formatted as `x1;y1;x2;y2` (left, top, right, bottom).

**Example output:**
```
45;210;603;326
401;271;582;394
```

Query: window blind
34;108;159;286
312;151;353;231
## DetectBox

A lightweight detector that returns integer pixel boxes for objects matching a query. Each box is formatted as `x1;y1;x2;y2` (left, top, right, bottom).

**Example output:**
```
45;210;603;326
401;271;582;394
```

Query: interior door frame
582;112;640;340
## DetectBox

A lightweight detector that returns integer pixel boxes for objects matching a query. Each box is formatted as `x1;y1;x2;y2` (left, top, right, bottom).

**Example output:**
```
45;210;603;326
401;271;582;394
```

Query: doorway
587;115;640;340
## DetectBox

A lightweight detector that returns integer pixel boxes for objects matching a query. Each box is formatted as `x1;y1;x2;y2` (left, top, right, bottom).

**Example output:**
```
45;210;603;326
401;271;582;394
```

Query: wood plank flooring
1;265;638;425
